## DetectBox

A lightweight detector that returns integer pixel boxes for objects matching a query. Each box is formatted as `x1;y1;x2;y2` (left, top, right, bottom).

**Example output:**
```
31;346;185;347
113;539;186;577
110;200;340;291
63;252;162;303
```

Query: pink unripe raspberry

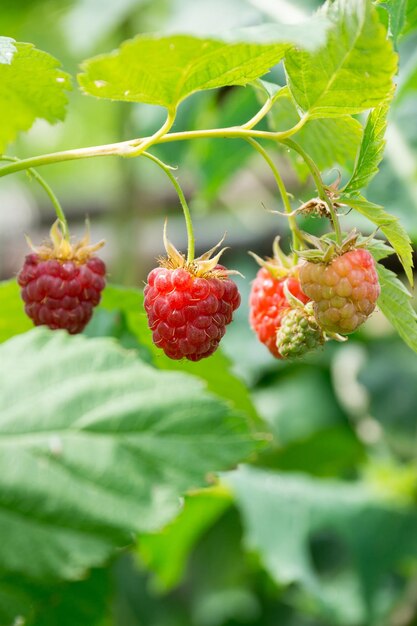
299;248;380;334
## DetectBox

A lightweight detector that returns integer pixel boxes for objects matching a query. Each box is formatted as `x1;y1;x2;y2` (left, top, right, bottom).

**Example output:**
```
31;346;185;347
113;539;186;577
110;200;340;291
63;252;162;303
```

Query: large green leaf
0;40;71;152
100;285;261;426
344;102;390;194
376;263;417;354
285;0;397;118
378;0;408;45
77;23;330;110
227;466;417;624
338;194;414;285
268;87;362;179
0;328;256;581
139;487;231;591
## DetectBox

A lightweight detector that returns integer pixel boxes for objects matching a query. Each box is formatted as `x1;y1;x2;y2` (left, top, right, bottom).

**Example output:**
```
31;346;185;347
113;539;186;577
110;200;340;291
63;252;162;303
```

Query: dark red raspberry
144;265;240;361
299;248;380;334
249;267;309;358
18;253;106;334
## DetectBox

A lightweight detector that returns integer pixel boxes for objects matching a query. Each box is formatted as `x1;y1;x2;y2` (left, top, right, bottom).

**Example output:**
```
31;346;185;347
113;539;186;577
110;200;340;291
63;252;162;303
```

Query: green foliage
344;102;390;194
77;18;331;111
378;0;408;45
228;465;417;624
0;328;256;581
268;87;363;179
0;40;71;152
338;194;414;284
376;263;417;354
285;0;397;118
0;280;32;343
139;487;232;591
77;34;290;110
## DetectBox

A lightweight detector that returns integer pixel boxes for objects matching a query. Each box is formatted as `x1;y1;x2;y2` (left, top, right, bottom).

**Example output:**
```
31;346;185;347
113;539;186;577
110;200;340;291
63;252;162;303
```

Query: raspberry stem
246;138;303;255
143;152;195;263
282;139;343;246
0;155;70;241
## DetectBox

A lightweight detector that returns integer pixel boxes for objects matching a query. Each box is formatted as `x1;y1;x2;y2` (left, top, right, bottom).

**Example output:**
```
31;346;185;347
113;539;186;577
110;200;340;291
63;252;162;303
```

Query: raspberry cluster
249;267;309;358
18;254;106;334
144;265;240;361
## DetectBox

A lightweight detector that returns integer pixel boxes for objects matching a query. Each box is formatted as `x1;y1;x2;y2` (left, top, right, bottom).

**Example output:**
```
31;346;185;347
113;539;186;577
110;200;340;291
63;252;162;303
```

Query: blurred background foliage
1;0;417;625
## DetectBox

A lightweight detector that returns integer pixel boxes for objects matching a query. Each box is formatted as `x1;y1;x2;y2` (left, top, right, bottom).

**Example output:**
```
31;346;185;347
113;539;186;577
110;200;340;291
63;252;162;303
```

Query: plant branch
0;122;308;179
242;97;275;130
142;152;195;263
283;138;343;245
0;155;69;240
128;108;177;156
245;138;302;254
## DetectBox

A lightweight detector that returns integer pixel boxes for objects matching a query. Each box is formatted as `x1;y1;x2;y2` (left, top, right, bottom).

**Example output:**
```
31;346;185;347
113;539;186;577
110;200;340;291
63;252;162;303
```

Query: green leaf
0;36;16;64
344;102;390;194
338;194;414;285
0;280;32;343
139;486;231;591
227;466;417;623
268;87;363;179
285;0;397;118
0;568;110;626
379;0;408;45
100;285;261;426
0;41;71;152
77;24;330;109
376;263;417;354
0;328;256;581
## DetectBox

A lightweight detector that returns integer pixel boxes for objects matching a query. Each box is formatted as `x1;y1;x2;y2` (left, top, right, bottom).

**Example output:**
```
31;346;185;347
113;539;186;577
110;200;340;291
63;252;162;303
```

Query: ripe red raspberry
299;248;380;334
17;222;106;334
249;267;309;358
144;264;240;361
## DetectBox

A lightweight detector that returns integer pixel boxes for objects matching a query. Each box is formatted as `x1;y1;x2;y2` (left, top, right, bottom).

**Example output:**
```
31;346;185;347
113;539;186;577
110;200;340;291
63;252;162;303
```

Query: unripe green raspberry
276;306;325;359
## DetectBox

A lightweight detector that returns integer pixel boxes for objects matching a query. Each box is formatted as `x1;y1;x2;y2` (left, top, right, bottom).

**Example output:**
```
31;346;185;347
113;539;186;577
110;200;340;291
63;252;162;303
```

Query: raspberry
17;221;106;334
276;305;324;359
299;248;380;334
144;265;240;361
249;268;309;358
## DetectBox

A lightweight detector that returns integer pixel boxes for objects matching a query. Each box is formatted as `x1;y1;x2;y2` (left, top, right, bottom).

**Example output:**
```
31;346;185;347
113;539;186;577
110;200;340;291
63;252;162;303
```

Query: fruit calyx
297;229;367;264
160;221;241;279
249;236;299;280
26;220;105;264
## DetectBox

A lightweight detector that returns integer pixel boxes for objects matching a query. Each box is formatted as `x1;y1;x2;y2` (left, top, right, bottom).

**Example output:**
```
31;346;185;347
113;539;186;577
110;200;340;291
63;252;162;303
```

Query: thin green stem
142;152;195;263
0;155;69;240
246;138;302;254
128;108;177;156
0;123;307;179
283;138;343;245
242;97;274;130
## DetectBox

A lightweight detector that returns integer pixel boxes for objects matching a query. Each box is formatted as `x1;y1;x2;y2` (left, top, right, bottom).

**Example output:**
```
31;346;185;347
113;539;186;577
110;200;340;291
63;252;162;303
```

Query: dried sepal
249;236;298;279
297;229;363;264
160;221;240;279
26;220;105;264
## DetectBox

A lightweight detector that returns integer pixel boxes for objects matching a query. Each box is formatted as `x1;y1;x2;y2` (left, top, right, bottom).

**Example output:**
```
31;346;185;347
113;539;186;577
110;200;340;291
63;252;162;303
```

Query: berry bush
1;1;417;625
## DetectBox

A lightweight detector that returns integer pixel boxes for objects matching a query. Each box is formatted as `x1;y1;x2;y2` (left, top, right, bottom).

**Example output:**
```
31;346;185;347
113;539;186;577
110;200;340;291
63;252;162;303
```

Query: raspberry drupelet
144;229;240;361
18;221;106;334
